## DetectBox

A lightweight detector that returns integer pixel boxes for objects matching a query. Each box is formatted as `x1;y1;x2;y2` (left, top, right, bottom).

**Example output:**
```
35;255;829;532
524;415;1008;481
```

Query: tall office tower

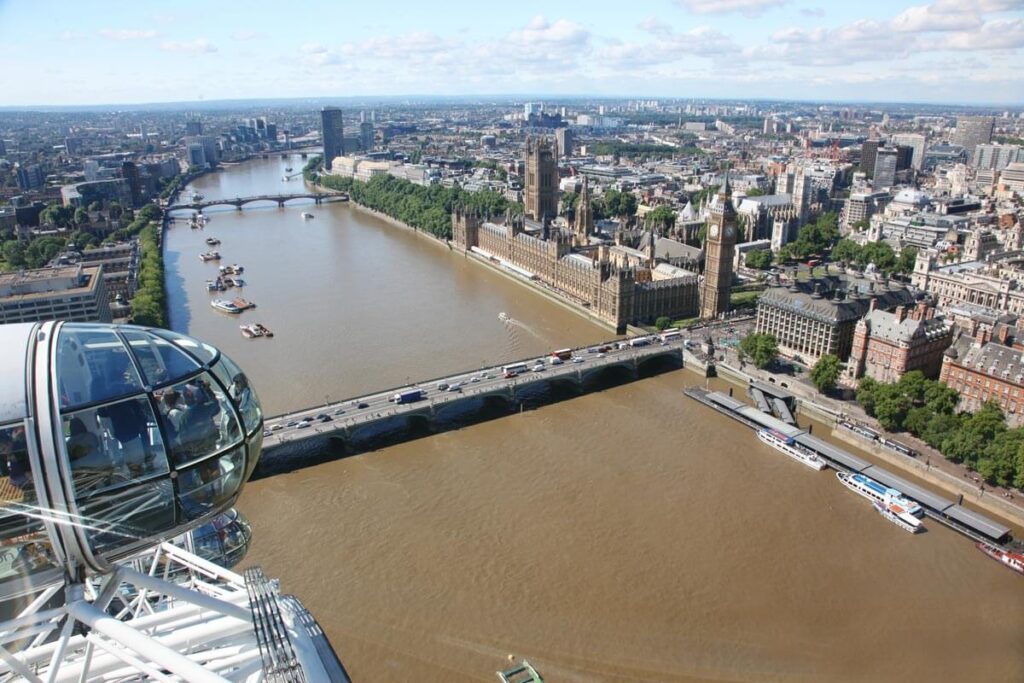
952;116;994;154
120;162;142;207
700;179;738;320
359;121;373;152
860;139;881;176
972;143;1024;170
523;102;537;118
524;136;558;222
874;148;898;189
185;117;202;136
320;107;345;170
894;145;914;172
0;139;6;156
891;133;926;170
555;127;574;158
16;164;44;191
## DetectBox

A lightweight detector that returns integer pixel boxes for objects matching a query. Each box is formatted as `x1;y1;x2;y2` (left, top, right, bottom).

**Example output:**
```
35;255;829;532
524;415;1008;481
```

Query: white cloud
59;30;85;41
675;0;787;17
944;17;1024;49
506;16;589;48
231;30;266;41
892;5;982;33
98;29;158;41
301;43;328;54
160;39;217;54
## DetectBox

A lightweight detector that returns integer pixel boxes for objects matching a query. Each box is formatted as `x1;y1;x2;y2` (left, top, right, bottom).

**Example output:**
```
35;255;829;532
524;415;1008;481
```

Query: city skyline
1;0;1022;107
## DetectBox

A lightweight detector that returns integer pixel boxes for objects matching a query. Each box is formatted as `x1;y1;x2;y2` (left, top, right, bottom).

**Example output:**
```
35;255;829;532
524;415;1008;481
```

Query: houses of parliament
452;135;737;331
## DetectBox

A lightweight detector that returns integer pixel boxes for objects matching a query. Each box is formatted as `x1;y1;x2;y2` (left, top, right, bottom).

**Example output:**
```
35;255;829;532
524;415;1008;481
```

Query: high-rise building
860;140;881;176
16;164;44;191
0;265;111;324
699;179;738;320
972;144;1023;170
120;162;142;207
555;127;574;158
524;136;557;222
359;121;373;153
891;133;926;170
874;148;898;189
185;117;202;136
894;145;914;172
0;139;6;156
952;116;994;154
186;143;206;168
320;107;345;170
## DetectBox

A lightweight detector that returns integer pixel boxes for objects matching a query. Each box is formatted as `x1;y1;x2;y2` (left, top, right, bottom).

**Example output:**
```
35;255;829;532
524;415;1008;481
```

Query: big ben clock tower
700;175;738;320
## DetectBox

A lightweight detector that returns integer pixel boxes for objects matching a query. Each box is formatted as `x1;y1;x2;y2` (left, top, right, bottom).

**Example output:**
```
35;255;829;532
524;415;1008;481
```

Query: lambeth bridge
166;192;349;212
254;332;717;476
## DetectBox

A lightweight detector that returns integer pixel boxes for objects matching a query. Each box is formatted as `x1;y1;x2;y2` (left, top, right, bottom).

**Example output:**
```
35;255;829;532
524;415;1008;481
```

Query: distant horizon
0;93;1021;113
1;0;1021;107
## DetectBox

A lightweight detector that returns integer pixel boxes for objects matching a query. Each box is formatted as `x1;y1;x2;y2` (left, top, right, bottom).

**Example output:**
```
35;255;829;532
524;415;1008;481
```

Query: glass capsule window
177;448;245;522
62;397;170;496
49;324;262;565
210;354;262;435
57;327;144;410
120;330;201;388
0;423;60;595
154;374;242;468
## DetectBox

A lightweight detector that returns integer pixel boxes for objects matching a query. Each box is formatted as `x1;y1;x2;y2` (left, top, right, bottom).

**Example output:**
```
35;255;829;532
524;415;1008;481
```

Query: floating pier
685;386;1013;545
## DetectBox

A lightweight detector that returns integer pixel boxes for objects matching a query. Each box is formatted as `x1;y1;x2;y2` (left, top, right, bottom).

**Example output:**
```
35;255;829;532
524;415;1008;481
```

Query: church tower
524;136;558;222
699;176;738;320
573;177;594;246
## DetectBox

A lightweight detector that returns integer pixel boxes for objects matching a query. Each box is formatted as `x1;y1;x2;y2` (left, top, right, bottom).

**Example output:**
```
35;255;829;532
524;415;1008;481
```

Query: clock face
709;224;719;239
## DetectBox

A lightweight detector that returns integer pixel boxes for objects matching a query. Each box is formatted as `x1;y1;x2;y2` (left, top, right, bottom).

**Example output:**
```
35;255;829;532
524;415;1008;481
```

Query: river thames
167;156;1024;682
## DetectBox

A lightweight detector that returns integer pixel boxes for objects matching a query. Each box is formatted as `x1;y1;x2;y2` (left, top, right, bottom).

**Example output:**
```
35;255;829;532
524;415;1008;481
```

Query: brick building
847;301;953;384
940;333;1024;427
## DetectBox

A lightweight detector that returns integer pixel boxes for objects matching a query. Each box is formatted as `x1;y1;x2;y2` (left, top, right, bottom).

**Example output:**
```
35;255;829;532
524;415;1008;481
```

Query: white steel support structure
0;543;342;682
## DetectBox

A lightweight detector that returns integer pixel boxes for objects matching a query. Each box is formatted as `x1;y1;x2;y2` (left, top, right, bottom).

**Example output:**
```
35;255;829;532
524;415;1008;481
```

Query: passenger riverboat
872;500;924;534
836;471;922;516
756;428;826;471
976;542;1024;575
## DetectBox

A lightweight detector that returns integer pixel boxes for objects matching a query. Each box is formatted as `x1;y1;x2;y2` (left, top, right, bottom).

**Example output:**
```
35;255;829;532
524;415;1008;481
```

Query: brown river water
167;156;1024;682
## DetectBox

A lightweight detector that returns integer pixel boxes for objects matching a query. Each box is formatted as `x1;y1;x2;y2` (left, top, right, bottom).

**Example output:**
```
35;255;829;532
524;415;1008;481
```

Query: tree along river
166;155;1024;682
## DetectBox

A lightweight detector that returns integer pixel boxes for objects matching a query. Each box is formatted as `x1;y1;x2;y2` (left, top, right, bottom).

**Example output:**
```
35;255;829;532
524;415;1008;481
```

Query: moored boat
231;298;256;311
210;299;242;314
240;324;263;338
225;276;245;287
206;278;226;292
199;251;221;262
976;542;1024;576
872;500;923;534
254;323;274;337
756;428;826;471
219;264;244;275
301;212;314;220
205;237;221;246
836;471;922;517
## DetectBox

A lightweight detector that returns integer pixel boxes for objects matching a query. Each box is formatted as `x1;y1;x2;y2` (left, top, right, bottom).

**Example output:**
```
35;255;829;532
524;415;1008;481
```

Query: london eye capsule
0;321;263;596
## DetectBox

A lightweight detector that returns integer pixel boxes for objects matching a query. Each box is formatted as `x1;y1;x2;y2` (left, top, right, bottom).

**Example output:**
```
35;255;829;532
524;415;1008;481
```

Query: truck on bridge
391;388;425;404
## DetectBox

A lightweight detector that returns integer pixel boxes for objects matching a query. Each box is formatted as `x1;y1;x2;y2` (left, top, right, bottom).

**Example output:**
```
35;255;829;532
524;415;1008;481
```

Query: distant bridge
166;192;348;212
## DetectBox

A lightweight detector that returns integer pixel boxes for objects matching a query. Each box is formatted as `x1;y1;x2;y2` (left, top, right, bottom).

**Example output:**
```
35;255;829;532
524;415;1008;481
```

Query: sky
0;0;1022;107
